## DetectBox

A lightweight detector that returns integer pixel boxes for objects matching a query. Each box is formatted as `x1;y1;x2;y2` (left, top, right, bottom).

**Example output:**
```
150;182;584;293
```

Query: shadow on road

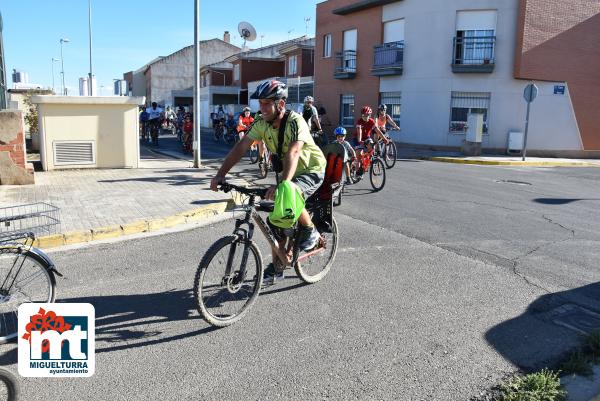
485;281;600;371
60;289;217;354
533;198;600;205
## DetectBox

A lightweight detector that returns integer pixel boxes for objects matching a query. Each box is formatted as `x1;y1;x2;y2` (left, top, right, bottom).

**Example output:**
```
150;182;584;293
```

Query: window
379;92;402;126
206;73;210;86
201;74;206;87
455;29;495;64
288;55;297;76
233;64;240;81
323;34;332;58
449;92;491;133
340;94;355;127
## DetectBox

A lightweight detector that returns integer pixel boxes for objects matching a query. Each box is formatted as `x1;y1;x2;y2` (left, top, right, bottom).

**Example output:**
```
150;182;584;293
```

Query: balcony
334;50;357;79
452;36;496;73
371;41;404;76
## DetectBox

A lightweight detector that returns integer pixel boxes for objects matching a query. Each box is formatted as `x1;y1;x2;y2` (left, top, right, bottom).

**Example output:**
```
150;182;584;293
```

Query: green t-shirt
247;111;326;177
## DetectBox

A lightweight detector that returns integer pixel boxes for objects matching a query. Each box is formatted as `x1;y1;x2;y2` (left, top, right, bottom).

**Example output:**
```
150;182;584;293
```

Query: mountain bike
350;145;386;191
193;183;338;327
374;130;397;169
0;366;18;401
0;203;62;343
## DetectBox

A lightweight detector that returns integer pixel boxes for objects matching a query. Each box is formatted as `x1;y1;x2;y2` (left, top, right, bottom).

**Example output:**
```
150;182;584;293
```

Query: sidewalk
0;146;259;249
396;146;600;167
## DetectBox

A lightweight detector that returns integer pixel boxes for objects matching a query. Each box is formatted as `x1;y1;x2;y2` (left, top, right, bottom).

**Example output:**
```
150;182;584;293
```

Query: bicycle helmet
361;106;372;115
334;126;347;137
304;95;314;103
243;106;251;112
378;104;387;112
363;137;374;146
250;80;288;100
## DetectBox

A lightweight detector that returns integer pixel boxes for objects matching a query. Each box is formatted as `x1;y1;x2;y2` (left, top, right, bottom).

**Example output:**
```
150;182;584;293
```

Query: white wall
380;0;582;151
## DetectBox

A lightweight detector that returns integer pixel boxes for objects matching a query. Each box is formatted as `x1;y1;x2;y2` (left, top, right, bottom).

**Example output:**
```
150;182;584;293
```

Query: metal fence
373;41;404;69
453;35;496;65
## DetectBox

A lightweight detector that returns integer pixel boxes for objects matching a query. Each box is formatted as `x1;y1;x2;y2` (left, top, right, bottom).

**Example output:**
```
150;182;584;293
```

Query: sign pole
522;100;531;161
522;83;538;161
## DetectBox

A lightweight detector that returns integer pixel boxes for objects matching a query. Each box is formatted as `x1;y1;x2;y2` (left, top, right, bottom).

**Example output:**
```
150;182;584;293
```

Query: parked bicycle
0;366;18;401
193;183;338;327
0;203;62;343
350;145;386;191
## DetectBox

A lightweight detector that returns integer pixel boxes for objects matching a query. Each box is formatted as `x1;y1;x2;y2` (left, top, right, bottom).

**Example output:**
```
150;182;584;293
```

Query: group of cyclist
210;79;400;285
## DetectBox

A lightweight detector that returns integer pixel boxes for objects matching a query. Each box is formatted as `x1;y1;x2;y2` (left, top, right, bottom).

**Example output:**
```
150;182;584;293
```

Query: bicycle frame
221;189;326;282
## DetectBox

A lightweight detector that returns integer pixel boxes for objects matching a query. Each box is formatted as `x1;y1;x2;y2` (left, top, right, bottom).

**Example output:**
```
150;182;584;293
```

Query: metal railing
373;41;404;69
335;50;357;74
452;36;496;65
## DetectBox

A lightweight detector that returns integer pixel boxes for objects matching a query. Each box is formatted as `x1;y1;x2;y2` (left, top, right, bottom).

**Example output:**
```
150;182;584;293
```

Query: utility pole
193;0;201;167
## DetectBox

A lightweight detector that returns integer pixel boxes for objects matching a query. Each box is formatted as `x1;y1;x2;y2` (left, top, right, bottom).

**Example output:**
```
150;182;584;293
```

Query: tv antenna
238;21;257;50
304;17;311;35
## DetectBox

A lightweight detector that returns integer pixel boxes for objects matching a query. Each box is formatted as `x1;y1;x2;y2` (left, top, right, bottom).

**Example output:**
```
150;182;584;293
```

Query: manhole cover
540;304;600;334
494;179;532;186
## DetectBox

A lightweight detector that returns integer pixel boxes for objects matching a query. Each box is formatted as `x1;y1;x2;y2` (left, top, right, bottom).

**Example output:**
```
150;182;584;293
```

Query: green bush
500;369;566;401
560;349;593;376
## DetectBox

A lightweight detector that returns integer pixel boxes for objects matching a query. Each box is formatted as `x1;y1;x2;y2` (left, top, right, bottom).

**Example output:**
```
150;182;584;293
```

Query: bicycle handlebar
218;183;268;198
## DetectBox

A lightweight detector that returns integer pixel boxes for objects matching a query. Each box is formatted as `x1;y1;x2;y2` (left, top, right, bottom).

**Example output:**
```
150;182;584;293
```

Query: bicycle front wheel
370;158;386;191
194;236;263;327
384;141;397;169
0;247;56;343
294;217;338;284
0;367;19;401
248;147;259;164
258;160;269;179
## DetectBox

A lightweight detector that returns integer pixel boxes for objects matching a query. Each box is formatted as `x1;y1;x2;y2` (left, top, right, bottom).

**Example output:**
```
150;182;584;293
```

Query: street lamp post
193;0;201;167
88;0;93;96
59;38;70;95
51;58;59;94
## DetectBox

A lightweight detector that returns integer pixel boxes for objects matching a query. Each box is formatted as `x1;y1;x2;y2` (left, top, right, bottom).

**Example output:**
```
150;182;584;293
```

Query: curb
33;200;235;249
422;156;600;167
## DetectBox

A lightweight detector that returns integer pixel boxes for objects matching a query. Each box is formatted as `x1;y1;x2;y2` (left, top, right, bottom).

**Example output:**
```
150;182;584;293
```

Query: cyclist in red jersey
354;106;387;158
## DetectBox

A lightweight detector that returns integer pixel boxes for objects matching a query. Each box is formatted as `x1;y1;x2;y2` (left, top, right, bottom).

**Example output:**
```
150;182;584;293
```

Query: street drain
539;304;600;335
495;179;532;186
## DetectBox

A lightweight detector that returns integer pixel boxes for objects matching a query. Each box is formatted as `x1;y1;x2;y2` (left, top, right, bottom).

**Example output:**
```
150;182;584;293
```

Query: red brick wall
0;122;26;168
515;0;600;150
315;0;382;133
237;59;285;104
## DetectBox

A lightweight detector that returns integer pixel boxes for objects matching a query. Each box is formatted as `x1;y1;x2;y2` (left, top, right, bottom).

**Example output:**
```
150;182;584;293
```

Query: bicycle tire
294;217;338;284
248;148;259;164
350;163;363;184
369;158;386;192
0;367;19;401
194;236;263;327
384;141;397;169
258;160;269;179
0;246;56;343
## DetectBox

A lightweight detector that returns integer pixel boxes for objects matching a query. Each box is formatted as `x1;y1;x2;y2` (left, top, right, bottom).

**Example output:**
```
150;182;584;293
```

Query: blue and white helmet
334;126;347;136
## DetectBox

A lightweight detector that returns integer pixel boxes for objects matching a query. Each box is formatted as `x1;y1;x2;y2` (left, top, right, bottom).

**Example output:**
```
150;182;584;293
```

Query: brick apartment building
315;0;600;156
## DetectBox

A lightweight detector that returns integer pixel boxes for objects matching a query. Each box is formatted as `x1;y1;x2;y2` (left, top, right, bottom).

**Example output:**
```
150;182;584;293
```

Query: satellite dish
238;21;257;49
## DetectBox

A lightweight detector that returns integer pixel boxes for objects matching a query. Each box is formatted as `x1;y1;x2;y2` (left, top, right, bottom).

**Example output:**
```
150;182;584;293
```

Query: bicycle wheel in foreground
194;236;263;327
0;367;18;401
384;141;397;169
294;217;338;284
370;158;386;191
0;247;56;343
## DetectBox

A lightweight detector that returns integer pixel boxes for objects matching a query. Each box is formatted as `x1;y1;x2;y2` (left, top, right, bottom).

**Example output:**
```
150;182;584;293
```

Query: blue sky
2;0;322;95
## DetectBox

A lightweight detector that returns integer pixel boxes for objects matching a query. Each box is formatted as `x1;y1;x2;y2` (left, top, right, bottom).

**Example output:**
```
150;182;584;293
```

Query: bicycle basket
0;202;61;241
307;199;333;233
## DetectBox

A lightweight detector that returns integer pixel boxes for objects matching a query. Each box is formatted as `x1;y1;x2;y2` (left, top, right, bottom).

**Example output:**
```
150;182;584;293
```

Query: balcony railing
334;50;357;79
452;36;496;73
371;41;404;76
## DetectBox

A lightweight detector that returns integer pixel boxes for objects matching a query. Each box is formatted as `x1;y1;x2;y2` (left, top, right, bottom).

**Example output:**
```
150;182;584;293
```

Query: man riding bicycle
146;102;163;145
210;80;326;284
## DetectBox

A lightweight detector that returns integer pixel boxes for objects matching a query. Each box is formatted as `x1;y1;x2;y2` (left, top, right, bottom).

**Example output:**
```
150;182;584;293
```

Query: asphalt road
3;154;600;400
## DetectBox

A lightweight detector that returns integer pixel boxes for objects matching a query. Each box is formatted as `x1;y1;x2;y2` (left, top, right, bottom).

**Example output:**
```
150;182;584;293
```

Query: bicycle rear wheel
258;159;269;179
294;217;338;284
0;246;56;343
194;236;263;327
0;367;18;401
384;141;397;169
370;158;386;191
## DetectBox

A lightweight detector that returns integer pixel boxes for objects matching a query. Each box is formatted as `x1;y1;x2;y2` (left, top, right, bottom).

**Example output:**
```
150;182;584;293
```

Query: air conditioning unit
507;131;524;154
